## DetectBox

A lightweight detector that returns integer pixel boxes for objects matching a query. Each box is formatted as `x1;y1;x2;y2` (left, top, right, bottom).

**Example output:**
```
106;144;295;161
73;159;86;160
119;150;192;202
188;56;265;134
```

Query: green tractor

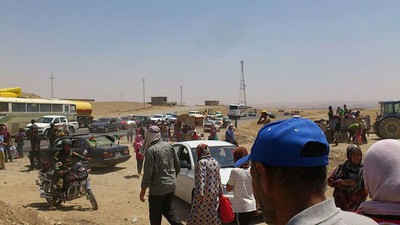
373;100;400;139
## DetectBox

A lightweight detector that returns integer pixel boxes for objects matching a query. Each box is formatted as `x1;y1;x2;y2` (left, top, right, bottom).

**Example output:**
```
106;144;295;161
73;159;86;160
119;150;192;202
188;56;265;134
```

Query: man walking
234;117;377;225
139;126;183;225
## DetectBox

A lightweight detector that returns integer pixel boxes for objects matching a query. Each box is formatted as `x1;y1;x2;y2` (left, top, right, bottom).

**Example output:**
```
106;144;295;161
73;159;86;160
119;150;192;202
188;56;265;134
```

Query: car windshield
36;117;54;123
86;136;115;148
120;117;130;121
191;145;236;168
153;115;163;118
97;118;110;122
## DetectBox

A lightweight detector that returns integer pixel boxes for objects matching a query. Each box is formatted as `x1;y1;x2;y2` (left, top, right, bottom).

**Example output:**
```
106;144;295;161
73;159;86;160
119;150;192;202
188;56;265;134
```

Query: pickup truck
25;115;79;137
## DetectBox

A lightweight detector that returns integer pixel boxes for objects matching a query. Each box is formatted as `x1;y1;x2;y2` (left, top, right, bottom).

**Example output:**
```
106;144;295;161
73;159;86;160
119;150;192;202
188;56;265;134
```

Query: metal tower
239;60;247;105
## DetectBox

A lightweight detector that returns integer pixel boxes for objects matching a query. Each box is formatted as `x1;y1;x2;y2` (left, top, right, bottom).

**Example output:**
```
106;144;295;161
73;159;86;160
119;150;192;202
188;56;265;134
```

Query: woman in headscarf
328;144;368;211
357;139;400;224
187;143;222;225
133;134;144;175
226;147;257;225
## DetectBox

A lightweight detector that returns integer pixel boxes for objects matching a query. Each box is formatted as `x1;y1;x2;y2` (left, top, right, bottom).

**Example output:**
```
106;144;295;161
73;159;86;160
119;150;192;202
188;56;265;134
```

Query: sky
1;0;399;106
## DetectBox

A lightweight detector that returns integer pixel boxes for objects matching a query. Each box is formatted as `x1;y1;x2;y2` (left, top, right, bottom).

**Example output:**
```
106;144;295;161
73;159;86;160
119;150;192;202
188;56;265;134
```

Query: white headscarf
141;125;161;156
358;139;400;216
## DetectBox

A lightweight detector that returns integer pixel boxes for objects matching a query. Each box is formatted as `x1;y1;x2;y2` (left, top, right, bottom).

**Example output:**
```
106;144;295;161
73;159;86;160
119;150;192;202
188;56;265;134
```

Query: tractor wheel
378;117;400;139
373;122;381;138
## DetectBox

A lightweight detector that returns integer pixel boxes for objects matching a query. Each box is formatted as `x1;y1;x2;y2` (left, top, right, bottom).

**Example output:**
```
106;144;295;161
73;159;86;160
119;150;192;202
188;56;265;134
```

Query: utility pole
121;92;123;102
239;60;247;105
142;78;145;107
180;85;183;106
50;74;55;98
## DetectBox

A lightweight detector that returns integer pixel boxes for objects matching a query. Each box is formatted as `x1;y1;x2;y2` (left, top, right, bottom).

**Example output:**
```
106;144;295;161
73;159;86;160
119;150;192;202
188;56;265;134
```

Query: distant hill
252;101;380;110
21;92;41;98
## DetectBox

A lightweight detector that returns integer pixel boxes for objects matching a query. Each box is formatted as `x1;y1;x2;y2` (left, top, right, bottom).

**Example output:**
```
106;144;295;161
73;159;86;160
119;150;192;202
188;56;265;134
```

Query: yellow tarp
0;87;22;97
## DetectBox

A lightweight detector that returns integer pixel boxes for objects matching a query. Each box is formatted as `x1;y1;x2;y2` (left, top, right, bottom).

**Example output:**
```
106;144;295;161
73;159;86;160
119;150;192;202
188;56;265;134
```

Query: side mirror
82;150;88;156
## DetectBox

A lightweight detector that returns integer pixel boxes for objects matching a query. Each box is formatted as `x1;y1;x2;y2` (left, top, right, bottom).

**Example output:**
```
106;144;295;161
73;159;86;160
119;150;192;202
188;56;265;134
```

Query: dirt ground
0;104;382;225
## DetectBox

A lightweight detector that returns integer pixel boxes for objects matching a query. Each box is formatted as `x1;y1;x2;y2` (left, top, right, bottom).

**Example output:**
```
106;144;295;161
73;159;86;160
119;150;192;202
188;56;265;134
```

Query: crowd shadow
27;202;95;212
89;166;126;175
124;174;140;179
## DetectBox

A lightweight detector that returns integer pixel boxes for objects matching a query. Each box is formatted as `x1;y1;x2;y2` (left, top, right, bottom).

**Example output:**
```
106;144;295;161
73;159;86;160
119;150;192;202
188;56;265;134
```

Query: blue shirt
0;135;4;152
225;128;235;142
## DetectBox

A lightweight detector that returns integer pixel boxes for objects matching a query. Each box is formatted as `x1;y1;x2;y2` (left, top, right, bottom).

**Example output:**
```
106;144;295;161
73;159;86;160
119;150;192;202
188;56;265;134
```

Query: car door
173;144;195;204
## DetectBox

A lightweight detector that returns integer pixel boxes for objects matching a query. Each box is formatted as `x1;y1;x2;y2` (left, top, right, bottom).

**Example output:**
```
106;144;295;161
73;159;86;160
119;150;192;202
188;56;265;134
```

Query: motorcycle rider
51;138;89;207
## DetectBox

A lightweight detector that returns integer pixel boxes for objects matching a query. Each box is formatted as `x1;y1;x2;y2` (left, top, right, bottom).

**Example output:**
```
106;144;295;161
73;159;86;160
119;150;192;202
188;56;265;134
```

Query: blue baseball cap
234;117;330;168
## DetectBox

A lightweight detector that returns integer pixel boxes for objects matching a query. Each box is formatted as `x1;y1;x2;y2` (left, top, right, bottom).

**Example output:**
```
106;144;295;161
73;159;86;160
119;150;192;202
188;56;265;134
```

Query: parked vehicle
175;114;205;140
25;115;79;137
188;111;202;115
74;101;94;128
131;115;152;127
0;96;78;135
119;116;131;130
373;100;400;139
150;114;166;123
172;140;237;204
88;117;120;133
165;113;177;123
41;135;131;168
204;120;221;132
214;117;224;127
36;160;98;209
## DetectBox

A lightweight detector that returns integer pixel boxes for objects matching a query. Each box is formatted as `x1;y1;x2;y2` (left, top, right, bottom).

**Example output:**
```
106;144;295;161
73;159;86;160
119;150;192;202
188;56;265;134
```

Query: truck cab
25;115;79;137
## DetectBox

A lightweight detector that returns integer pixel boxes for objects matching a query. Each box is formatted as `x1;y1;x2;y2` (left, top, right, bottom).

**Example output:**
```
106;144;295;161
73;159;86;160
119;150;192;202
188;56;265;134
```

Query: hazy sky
1;1;399;105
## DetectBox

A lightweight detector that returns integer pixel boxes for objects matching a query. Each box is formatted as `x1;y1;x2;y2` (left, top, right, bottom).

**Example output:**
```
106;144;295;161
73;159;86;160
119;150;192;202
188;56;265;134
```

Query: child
133;134;144;175
15;128;26;157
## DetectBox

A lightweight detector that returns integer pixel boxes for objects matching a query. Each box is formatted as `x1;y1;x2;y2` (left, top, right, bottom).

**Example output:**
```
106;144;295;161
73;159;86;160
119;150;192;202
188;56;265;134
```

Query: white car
150;114;166;123
172;140;237;204
204;120;221;132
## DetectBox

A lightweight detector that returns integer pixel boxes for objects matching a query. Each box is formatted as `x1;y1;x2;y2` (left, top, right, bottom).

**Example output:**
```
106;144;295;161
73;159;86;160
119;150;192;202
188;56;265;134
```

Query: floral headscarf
196;143;212;162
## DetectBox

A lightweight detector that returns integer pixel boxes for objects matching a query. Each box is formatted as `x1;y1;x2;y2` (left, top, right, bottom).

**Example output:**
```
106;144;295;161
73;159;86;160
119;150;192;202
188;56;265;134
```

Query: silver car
172;140;236;204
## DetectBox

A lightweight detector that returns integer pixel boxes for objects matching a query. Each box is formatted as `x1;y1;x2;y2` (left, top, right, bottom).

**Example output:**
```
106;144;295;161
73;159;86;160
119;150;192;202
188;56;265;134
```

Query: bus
227;104;250;119
0;97;77;134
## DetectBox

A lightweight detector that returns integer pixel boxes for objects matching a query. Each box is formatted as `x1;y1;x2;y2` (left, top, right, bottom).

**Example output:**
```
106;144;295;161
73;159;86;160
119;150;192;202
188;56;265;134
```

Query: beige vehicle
176;113;205;138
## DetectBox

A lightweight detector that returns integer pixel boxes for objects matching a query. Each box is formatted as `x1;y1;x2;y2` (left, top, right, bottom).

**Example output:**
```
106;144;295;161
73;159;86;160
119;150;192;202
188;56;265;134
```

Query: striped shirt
227;167;256;213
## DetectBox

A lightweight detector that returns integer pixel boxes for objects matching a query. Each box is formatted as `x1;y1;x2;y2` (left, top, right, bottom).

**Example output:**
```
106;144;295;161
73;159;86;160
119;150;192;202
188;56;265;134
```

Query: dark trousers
29;150;42;169
148;192;182;225
136;159;143;174
235;211;255;225
4;146;12;162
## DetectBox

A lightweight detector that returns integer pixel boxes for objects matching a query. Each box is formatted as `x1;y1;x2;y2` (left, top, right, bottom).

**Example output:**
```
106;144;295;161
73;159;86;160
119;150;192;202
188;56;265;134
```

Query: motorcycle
36;159;98;210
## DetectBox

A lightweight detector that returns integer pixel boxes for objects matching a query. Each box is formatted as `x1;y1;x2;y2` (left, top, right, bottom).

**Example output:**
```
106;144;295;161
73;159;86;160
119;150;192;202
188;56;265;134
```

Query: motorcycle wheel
87;189;98;210
42;182;62;206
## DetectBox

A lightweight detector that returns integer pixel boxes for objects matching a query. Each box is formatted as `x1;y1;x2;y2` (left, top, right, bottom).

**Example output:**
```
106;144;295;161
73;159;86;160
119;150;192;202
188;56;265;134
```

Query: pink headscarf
358;139;400;216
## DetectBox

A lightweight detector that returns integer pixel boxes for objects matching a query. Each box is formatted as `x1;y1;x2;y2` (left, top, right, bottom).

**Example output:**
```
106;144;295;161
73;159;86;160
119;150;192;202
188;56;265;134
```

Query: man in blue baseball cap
235;117;377;225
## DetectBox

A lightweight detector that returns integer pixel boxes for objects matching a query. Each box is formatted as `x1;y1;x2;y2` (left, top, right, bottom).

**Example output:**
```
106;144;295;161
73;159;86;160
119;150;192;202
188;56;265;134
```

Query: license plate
115;152;121;157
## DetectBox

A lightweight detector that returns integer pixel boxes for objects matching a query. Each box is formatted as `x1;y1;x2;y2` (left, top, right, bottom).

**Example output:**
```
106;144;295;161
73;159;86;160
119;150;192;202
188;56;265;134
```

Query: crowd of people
136;115;399;225
323;104;369;146
1;110;399;225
